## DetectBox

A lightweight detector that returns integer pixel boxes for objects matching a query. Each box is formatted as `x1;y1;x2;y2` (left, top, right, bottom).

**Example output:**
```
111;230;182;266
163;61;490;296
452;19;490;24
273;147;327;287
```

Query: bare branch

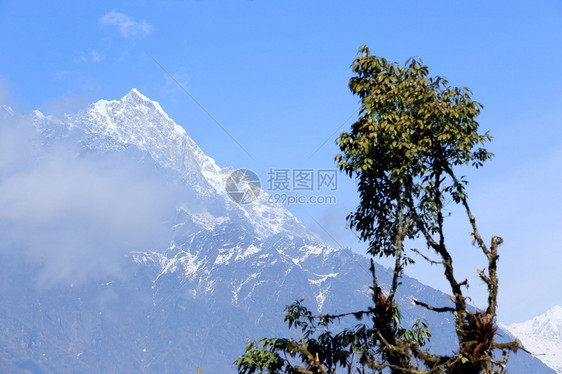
486;236;502;315
409;207;466;319
411;248;444;265
494;339;530;355
410;210;440;251
443;164;490;257
477;269;491;285
319;309;371;321
412;298;455;313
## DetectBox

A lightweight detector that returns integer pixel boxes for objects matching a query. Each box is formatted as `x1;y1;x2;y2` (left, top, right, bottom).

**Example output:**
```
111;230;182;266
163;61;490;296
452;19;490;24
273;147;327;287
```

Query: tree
236;46;523;374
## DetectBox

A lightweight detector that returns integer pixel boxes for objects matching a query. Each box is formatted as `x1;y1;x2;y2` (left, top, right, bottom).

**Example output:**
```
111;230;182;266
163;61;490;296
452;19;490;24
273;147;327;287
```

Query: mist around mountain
0;90;553;373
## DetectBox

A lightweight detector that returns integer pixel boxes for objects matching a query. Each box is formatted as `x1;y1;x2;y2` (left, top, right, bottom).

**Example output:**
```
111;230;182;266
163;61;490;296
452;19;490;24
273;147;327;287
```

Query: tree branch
412;298;455;313
409;207;466;319
389;194;408;302
443;164;490;257
411;248;444;265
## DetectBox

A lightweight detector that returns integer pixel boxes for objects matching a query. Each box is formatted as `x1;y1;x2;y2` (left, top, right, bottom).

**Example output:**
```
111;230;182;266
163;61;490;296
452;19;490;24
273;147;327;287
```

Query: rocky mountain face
0;90;553;373
502;306;562;373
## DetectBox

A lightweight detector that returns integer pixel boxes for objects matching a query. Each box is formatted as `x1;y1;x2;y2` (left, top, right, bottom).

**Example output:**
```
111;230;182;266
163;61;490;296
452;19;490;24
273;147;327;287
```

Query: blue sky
1;0;561;323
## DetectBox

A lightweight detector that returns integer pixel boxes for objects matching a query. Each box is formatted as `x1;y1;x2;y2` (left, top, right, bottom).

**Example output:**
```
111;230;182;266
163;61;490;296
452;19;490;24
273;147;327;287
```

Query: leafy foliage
236;338;286;374
336;45;492;259
236;298;433;374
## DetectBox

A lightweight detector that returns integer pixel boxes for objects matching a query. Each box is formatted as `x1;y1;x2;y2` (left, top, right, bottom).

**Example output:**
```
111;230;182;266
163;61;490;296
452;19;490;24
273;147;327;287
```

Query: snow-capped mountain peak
508;305;562;340
503;305;562;373
83;89;208;165
65;90;314;241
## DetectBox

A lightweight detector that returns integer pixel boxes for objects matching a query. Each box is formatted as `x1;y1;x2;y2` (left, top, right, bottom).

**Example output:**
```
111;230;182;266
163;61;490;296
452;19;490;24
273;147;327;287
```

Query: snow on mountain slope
502;306;562;373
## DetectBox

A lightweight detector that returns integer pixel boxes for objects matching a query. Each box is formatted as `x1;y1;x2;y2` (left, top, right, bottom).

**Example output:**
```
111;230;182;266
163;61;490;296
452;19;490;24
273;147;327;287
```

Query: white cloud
100;11;154;38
